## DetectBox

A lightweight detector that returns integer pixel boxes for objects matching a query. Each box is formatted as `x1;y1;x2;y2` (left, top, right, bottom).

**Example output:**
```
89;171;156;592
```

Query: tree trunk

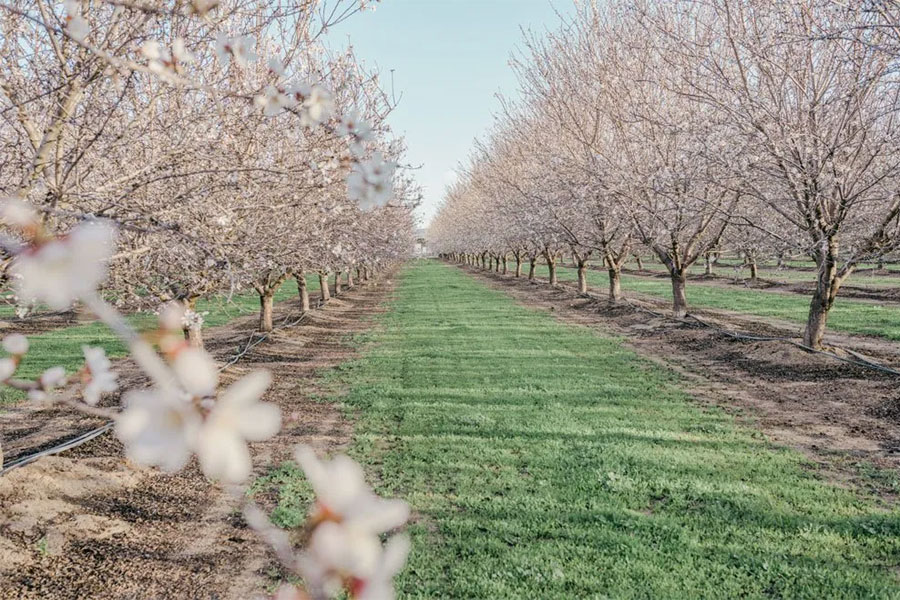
749;258;758;282
671;271;688;318
608;268;622;302
501;255;508;274
515;254;522;277
576;261;588;294
635;255;644;271
298;273;310;312
481;254;487;270
704;253;714;276
319;272;330;303
802;250;843;349
494;256;501;272
181;297;203;348
547;258;558;285
347;269;355;287
334;271;343;296
259;292;275;332
528;257;537;280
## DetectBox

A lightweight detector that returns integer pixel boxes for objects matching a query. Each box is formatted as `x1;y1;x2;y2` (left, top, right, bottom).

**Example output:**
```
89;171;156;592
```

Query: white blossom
215;33;256;67
82;346;118;406
63;0;90;42
0;198;38;228
292;84;334;127
11;219;117;310
348;153;396;212
195;370;280;483
294;445;409;534
172;347;218;398
2;334;28;355
0;358;15;381
40;366;67;389
116;389;202;472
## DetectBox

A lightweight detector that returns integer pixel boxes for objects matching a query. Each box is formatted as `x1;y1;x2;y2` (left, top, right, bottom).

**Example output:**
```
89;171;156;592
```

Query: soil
0;275;396;600
463;265;900;501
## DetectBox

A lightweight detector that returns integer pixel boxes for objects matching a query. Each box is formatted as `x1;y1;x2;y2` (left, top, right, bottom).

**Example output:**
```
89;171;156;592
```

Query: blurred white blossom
10;219;117;310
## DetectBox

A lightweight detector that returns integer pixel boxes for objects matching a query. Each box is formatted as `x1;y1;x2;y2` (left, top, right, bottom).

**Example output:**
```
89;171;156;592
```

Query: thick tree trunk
319;272;330;303
635;255;644;271
481;254;488;270
576;261;588;294
259;292;275;332
501;255;508;274
704;253;714;276
298;273;310;312
749;259;758;282
334;271;343;296
347;269;354;287
608;268;622;301
547;258;558;285
802;251;843;349
528;257;537;280
494;256;501;272
515;254;522;277
671;271;688;318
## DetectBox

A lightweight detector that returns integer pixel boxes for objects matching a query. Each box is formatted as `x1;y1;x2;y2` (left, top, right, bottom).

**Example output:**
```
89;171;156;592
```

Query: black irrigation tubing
0;290;342;477
0;422;115;475
465;262;900;379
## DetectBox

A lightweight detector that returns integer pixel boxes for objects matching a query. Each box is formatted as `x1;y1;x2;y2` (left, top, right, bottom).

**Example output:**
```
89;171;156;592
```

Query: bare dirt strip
460;265;900;500
0;274;396;600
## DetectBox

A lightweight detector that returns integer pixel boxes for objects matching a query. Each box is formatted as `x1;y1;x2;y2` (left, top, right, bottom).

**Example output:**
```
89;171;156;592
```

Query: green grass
613;260;900;288
1;276;319;405
537;264;900;340
258;261;900;598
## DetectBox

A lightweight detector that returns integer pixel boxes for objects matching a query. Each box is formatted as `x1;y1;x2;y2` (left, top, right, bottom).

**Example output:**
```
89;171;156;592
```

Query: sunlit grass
259;261;900;598
534;264;900;341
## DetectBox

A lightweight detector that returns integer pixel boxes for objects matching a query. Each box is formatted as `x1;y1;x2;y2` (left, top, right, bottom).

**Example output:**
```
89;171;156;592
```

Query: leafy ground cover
262;261;900;598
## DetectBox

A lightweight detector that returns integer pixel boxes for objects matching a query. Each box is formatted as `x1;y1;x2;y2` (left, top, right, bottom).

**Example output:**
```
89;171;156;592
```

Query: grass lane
261;261;900;598
0;277;319;405
534;264;900;341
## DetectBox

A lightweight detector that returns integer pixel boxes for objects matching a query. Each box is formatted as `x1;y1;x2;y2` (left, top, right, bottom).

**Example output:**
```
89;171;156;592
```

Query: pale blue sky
326;0;573;226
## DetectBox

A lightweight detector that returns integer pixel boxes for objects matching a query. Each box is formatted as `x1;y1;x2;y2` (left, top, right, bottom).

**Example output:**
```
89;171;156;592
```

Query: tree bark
608;268;622;302
802;247;844;349
259;292;275;332
576;261;588;294
515;253;522;277
319;272;330;303
347;269;355;287
704;253;714;276
547;257;558;285
334;271;343;296
671;271;688;318
635;255;644;271
501;254;508;274
749;258;758;282
528;256;537;280
298;272;310;312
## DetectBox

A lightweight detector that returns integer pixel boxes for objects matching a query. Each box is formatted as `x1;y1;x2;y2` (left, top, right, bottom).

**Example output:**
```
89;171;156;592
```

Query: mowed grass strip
262;261;900;598
0;277;318;405
534;264;900;341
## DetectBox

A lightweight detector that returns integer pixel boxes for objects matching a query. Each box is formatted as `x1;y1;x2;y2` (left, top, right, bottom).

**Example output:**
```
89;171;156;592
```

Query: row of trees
0;2;415;598
1;0;418;346
429;0;900;349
